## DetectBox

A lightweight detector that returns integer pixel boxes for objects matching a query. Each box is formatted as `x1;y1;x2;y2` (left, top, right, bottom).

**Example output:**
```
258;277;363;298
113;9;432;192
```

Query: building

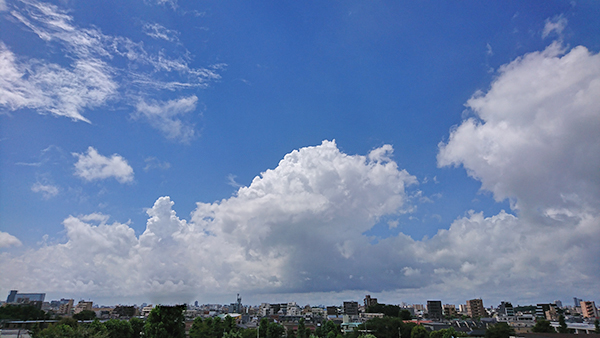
229;294;243;314
5;290;46;309
580;301;598;318
427;300;443;321
573;298;583;307
58;299;74;315
497;301;514;316
466;299;487;318
535;304;558;320
343;301;359;316
554;300;563;309
443;304;458;317
73;300;93;314
364;295;378;308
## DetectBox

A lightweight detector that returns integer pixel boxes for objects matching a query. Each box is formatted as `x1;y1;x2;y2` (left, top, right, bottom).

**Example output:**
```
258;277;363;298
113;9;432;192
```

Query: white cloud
542;15;567;39
143;157;171;172
433;41;600;301
0;0;7;11
134;96;198;143
143;23;179;41
73;147;134;183
438;42;600;216
0;142;421;301
0;0;221;130
1;125;600;303
0;43;117;122
0;231;21;249
31;182;59;198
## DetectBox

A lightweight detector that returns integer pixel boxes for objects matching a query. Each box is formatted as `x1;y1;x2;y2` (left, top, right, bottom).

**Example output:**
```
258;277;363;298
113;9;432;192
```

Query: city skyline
1;1;600;306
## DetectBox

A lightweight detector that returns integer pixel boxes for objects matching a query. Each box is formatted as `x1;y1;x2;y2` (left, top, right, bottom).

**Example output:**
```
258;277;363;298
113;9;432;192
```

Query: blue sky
1;0;599;307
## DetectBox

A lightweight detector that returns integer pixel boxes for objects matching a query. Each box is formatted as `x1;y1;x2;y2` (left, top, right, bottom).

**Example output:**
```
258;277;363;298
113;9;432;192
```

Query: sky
1;0;599;307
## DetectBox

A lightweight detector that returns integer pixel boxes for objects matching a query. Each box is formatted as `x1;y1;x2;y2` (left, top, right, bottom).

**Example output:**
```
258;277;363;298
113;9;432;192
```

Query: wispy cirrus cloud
0;0;222;135
143;23;179;42
73;147;134;183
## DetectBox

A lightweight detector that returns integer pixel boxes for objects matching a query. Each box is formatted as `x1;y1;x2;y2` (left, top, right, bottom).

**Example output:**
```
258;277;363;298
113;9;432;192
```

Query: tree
485;323;515;338
0;304;49;321
532;319;555;333
399;310;412;320
594;319;600;334
298;318;308;338
557;315;568;334
259;318;269;338
144;304;186;338
104;319;133;338
129;317;144;338
410;325;429;338
267;322;285;338
73;310;97;321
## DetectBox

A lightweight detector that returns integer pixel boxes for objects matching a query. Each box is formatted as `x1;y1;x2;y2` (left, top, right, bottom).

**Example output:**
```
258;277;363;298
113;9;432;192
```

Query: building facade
466;299;487;318
427;300;443;321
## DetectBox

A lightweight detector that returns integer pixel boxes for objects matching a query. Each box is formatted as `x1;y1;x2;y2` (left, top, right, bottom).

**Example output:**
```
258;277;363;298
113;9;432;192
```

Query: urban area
0;290;598;338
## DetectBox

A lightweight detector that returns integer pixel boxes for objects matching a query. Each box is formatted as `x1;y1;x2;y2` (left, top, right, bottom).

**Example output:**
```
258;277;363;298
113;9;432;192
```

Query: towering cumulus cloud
0;141;419;301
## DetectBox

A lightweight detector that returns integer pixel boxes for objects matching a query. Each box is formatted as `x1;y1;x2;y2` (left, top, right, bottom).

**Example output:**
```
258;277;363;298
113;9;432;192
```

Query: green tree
361;317;407;338
410;325;428;338
594;319;600;334
298;318;308;338
242;328;258;338
104;319;133;338
532;319;555;333
144;304;186;338
429;331;443;338
129;317;145;338
73;310;97;321
259;318;269;338
485;323;515;338
0;304;49;320
267;322;285;338
399;310;412;320
557;315;568;334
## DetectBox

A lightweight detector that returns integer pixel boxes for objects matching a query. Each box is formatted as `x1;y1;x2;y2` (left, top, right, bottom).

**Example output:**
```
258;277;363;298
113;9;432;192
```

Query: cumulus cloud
438;42;600;216
433;42;600;301
0;0;221;131
73;147;134;183
2;116;600;303
134;96;198;143
0;142;421;300
0;231;21;249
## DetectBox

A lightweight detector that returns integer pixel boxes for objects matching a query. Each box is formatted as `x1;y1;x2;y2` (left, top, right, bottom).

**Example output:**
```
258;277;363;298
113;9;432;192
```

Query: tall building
580;301;598;318
536;304;558;320
364;295;378;308
554;300;563;309
58;299;74;315
574;298;583;307
427;300;443;321
466;299;487;318
343;301;359;316
6;290;18;303
498;301;514;316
